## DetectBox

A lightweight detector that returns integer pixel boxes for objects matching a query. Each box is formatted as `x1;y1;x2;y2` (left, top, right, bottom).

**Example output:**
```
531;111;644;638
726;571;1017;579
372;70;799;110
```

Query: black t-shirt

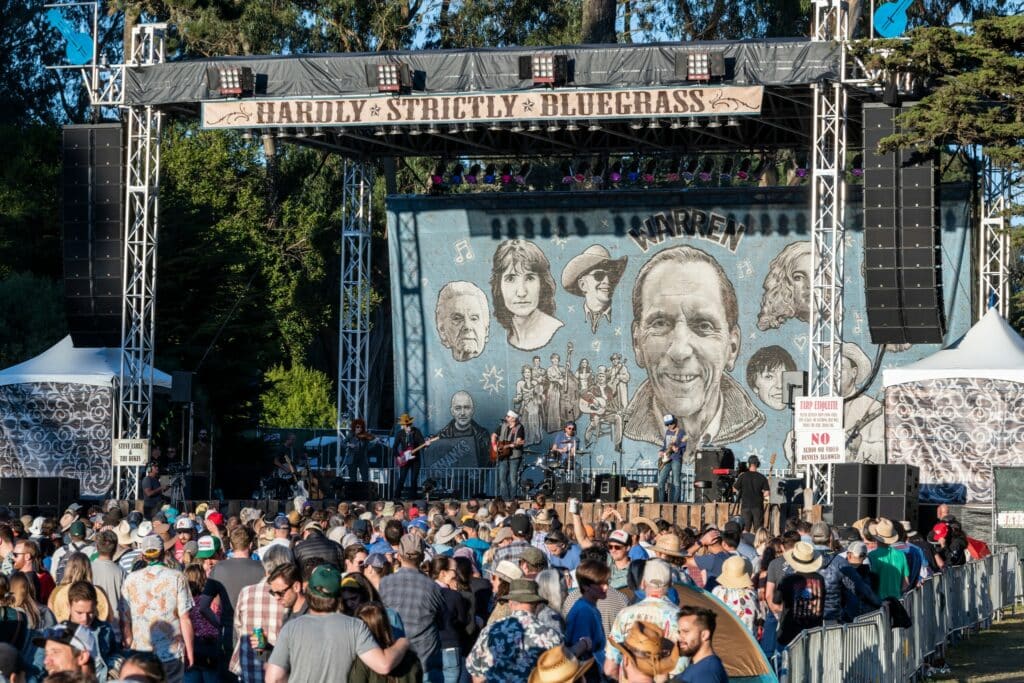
736;470;770;507
776;571;825;646
141;475;162;508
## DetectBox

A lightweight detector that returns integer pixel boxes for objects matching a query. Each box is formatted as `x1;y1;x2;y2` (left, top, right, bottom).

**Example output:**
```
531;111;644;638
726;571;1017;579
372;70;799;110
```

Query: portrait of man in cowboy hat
840;342;884;463
560;244;628;332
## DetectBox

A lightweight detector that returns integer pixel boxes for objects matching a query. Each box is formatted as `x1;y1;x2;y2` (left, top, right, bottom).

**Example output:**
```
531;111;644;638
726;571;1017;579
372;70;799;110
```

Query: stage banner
387;187;971;474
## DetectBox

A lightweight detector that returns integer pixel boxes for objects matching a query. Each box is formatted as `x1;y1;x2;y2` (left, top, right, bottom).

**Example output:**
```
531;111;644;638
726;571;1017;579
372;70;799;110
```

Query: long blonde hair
60;553;93;586
9;572;41;628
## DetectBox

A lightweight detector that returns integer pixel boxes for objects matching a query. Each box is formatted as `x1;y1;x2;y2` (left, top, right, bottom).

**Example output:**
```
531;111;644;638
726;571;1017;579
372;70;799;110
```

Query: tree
0;273;66;367
259;363;335;429
582;0;617;42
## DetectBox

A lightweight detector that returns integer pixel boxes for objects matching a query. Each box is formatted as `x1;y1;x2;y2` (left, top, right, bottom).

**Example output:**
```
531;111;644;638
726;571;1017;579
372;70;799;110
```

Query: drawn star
567;304;576;314
434;368;444;379
370;104;381;116
522;99;535;112
553;235;568;248
614;326;622;337
745;446;766;461
591;340;602;352
480;365;505;395
601;218;610;229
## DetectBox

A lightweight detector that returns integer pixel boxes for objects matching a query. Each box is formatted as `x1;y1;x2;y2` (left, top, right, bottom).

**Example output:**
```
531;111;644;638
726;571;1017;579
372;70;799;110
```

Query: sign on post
794;396;845;465
112;439;150;467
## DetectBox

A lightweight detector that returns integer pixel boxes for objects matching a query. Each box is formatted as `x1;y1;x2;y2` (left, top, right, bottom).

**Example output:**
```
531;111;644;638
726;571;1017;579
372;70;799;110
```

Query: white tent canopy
883;309;1024;386
0;336;172;388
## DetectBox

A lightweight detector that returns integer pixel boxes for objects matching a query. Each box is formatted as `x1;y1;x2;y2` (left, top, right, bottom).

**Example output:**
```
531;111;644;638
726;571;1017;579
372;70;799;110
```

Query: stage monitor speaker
555;482;593;503
335;481;374;501
833;463;879;496
833;495;876;526
877;495;919;526
594;474;623;502
171;371;194;403
878;464;919;497
62;124;125;348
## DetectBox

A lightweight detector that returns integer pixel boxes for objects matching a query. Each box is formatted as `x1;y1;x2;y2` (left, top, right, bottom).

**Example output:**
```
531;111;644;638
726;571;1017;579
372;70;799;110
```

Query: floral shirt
122;563;194;661
465;609;563;683
606;596;688;677
712;585;761;634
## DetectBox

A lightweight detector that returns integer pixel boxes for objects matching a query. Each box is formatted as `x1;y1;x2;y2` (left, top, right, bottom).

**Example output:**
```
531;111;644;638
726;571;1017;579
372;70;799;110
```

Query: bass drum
519;461;554;497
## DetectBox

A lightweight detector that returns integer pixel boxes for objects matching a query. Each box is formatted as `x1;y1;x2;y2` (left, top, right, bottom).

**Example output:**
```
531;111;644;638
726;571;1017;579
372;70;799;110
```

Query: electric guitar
657;438;683;470
873;0;912;38
45;8;94;65
397;436;438;468
282;454;309;499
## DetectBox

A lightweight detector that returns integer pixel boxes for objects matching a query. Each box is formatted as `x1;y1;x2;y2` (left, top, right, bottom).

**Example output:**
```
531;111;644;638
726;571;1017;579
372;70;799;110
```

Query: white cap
662;414;676;425
506;410;519;419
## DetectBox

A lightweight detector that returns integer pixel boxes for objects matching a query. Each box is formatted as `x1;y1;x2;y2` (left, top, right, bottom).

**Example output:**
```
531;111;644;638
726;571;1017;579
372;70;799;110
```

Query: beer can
254;627;267;650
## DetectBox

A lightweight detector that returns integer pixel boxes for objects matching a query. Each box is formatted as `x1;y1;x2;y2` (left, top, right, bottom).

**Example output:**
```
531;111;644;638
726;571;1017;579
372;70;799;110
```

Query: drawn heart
793;334;807;351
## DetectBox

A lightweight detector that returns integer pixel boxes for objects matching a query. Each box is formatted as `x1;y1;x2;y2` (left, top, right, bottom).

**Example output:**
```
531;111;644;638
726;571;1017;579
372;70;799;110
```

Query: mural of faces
560;244;628;332
435;281;490;361
450;390;476;430
490;239;563;351
746;345;798;411
757;241;812;331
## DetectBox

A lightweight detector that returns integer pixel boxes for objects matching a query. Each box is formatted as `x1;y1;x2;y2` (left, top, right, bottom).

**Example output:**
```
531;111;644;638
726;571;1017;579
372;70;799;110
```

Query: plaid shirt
490;540;531;569
379;567;445;667
230;578;286;682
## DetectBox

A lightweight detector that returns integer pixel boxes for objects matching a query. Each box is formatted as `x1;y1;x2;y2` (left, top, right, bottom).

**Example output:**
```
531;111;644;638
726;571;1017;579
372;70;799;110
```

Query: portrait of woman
490;239;563;350
757;241;812;331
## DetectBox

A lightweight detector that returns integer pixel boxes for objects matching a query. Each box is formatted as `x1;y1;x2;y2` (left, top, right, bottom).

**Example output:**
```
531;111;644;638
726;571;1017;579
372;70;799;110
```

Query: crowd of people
0;495;985;683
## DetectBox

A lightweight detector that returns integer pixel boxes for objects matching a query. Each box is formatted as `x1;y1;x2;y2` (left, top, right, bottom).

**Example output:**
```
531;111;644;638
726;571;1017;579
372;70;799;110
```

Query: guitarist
656;414;686;502
393;413;431;498
733;455;770;532
491;410;525;499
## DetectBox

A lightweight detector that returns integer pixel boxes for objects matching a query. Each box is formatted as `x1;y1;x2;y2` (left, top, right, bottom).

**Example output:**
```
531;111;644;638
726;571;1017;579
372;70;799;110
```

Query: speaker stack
62;124;125;348
0;477;81;516
593;474;623;502
862;104;944;345
694;447;736;503
832;463;919;527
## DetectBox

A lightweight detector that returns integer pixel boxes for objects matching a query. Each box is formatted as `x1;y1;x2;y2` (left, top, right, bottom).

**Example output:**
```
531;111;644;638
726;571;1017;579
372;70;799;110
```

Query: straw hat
716;555;753;589
609;621;680;677
434;523;459;545
873;518;900;544
528;645;594;683
114;520;134;547
397;413;414;426
783;541;823;573
652;533;685;558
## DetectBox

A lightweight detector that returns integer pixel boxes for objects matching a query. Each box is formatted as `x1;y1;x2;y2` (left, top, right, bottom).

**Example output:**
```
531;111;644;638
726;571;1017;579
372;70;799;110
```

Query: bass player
393;413;437;498
656;414;687;502
491;410;525;499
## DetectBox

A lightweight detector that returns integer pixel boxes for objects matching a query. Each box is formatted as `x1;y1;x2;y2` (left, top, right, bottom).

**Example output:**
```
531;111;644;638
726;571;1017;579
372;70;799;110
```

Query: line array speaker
62;124;125;348
862;104;944;345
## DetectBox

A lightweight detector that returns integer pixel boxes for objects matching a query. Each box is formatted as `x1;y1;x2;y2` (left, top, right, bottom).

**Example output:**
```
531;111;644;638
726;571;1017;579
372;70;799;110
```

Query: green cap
196;535;222;559
307;565;341;598
68;521;86;538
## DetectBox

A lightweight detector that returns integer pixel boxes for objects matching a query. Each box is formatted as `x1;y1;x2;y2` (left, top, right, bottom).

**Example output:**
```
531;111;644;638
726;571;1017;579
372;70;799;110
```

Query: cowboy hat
841;342;872;391
716;555;754;590
561;244;628;296
783;541;823;573
529;645;594;683
114;520;134;547
131;521;153;545
632;517;658;534
652;533;686;558
434;523;460;545
397;413;414;426
609;621;680;677
873;518;900;544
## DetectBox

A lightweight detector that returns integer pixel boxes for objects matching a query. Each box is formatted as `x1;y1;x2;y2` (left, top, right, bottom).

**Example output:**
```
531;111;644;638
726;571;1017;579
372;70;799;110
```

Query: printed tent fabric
677;583;778;682
0;336;172;497
882;310;1024;503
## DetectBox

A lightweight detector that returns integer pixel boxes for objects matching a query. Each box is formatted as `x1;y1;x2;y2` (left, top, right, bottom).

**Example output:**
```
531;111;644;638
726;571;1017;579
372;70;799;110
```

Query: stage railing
776;545;1021;683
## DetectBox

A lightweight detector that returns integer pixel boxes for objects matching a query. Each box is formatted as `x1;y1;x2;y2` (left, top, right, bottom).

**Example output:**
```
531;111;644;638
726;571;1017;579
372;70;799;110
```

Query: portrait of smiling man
435;281;490;361
561;244;628;333
623;245;764;448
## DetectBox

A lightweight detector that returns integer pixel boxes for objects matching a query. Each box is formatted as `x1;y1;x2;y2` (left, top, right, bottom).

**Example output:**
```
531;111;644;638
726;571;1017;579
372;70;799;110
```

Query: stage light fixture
514;162;530;185
626;159;641;183
736;157;753;181
466;163;481;184
450;163;465;185
510;122;525;133
489;121;503;132
682;158;699;182
726;116;741;127
461;122;476;133
448;122;461;134
483;164;498;183
430;162;445;187
408;125;422;136
795;154;809;178
686;118;701;129
375;61;412;93
520;53;569;86
293;129;308;138
373;126;387;137
608;161;623;184
647;119;663;130
591;160;606;185
565;121;580;132
500;164;513;185
528;121;542;133
720;158;735;180
706;117;723;129
642;159;658;183
561;161;574;185
629;119;644;131
665;156;681;182
241;129;254;141
587;121;603;131
699;158;714;182
670;120;685;130
575;161;590;184
681;51;726;82
426;124;440;135
850;154;864;177
546;120;560;133
206;65;255;97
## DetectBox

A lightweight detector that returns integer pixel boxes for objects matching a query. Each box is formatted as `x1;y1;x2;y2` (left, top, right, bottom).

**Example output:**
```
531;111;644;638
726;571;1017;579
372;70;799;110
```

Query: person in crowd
867;519;909;600
465;579;563;683
13;540;55;604
676;605;729;683
118;651;168;682
608;620;679;683
486;560;522;625
712;555;760;634
48;554;111;625
565;559;610;673
343;544;369;577
492;515;534;566
122;534;194;683
63;581;115;681
606;530;634;590
428;556;471;683
361;553;392;594
839;541;881;623
762;530;799;655
379;534;445;680
542;529;581;572
733;456;770;532
773;541;825;647
33;622;97;678
264;565;411;683
231;546;293;682
534;569;567;632
90;530;126;643
182;563;220;683
687;529;732;591
929;521;968;569
348;602;423;683
50;522;95;584
9;571;54;630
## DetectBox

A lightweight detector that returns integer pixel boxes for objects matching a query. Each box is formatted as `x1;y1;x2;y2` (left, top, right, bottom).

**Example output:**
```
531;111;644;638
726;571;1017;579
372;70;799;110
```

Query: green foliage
0;125;61;280
259;362;335;429
0;273;66;367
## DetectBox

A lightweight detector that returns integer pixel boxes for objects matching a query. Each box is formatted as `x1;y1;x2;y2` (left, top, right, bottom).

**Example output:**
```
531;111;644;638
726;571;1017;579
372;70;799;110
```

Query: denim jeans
496;457;520;499
657;459;681;502
761;610;779;658
441;647;463;683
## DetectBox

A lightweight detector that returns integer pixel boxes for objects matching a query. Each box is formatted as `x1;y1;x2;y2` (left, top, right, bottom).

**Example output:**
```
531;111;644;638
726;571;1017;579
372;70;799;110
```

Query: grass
929;612;1024;683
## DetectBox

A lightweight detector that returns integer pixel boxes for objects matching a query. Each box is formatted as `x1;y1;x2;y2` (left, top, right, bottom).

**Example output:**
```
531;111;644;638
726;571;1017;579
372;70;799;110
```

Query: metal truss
335;161;375;474
806;0;852;505
978;158;1017;319
115;25;166;499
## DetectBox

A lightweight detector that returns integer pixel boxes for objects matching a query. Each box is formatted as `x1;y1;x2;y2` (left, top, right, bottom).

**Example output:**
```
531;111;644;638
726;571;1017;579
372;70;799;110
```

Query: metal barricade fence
778;546;1021;683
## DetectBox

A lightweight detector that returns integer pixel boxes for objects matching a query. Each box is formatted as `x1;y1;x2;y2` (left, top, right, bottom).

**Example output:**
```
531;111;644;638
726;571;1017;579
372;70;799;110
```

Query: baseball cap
608;529;631;546
642;559;671;587
352;519;371;535
175;517;194;532
510;515;532;537
399;534;423;557
846;541;868;559
408;506;420;518
141;534;164;556
492;559;523;583
811;521;832;544
68;521;86;538
307;565;341;598
32;622;97;654
273;515;291;530
196;535;222;559
722;521;742;537
409;518;429;533
207;511;224;527
461;518;479;530
662;414;676;425
544;530;568;546
506;409;519;419
364;553;390;570
0;642;21;676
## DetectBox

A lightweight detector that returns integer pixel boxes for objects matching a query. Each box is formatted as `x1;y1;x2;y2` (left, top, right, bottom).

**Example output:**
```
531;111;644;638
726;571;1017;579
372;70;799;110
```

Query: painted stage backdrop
387;187;972;477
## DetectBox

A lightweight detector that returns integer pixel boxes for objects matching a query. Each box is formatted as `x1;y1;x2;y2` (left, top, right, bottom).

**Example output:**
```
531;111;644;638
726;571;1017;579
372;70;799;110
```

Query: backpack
55;541;89;583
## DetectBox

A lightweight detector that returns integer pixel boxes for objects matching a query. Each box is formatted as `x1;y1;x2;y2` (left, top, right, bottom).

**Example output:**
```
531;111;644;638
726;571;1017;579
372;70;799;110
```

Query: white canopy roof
0;336;172;388
883;308;1024;386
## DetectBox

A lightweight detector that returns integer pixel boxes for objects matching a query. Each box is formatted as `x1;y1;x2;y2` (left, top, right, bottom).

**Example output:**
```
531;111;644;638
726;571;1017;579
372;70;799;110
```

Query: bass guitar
397;436;438;468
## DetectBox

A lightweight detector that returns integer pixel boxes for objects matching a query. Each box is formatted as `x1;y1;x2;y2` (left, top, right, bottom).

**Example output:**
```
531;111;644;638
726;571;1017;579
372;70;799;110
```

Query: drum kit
518;448;591;497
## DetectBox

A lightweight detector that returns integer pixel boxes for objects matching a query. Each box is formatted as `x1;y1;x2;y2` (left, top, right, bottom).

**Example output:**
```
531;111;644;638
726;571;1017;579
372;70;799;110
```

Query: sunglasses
587;269;611;281
608;544;626;550
268;587;290;598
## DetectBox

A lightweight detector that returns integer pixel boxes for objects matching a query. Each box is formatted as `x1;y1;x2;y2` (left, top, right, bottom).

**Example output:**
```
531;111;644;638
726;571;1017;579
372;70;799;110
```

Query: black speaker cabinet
878;464;919;497
833;464;879;496
594;474;623;502
171;371;194;403
877;495;919;526
833;495;876;526
35;477;81;509
554;482;593;503
336;480;375;501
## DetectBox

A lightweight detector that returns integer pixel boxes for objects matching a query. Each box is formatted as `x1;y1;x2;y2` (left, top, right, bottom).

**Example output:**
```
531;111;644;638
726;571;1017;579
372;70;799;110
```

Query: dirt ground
930;613;1024;683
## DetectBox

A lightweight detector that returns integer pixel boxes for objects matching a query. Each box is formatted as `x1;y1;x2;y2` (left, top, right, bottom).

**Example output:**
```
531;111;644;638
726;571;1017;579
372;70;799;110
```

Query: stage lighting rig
698;158;714;182
681;158;699;182
450;163;465;185
675;51;726;82
483;164;498;184
608;161;623;184
206;65;255;97
375;61;413;93
642;159;658;184
850;154;864;177
736;157;753;181
520;53;570;86
720;158;735;181
465;164;481;184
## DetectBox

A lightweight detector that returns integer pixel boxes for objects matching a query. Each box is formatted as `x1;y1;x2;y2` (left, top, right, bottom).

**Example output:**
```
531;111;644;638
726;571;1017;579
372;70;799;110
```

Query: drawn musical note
736;260;754;279
453;240;474;263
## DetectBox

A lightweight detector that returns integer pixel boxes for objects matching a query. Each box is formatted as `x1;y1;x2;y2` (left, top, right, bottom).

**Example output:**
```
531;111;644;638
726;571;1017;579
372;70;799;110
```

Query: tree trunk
582;0;617;43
